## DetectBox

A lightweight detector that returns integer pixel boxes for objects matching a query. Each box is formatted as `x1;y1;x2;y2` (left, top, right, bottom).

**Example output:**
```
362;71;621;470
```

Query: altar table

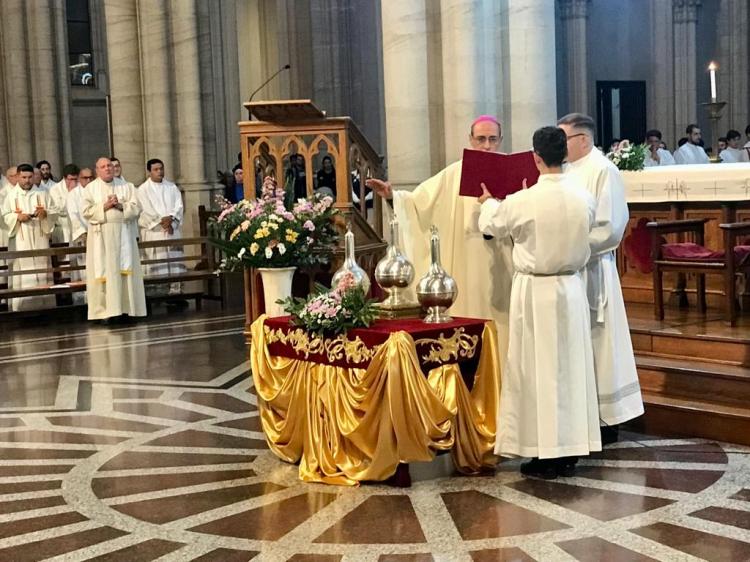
619;163;750;305
249;315;500;485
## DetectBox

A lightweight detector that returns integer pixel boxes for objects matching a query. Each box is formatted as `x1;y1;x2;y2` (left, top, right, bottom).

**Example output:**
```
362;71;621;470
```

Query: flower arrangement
211;176;339;270
278;272;378;336
606;139;647;171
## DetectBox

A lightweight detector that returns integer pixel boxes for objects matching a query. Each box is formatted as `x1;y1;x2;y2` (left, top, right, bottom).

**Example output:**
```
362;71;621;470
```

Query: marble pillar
138;0;175;175
716;0;749;136
103;0;145;181
380;0;433;189
1;0;35;164
170;0;212;239
52;0;73;165
440;0;484;163
504;0;557;151
310;0;351;116
558;0;589;115
649;1;676;146
27;0;63;172
0;30;9;167
672;0;700;137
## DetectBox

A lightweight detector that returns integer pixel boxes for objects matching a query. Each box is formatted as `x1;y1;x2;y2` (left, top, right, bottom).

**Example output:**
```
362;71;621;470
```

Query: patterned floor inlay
556;536;659;562
631;522;750;561
1;311;750;560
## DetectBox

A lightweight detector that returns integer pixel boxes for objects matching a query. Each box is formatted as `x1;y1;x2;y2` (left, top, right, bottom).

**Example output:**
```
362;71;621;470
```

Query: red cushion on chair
624;217;661;274
661;242;724;261
733;245;750;266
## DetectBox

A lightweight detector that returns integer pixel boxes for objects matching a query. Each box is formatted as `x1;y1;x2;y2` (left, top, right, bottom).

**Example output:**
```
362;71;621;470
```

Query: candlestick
708;62;717;103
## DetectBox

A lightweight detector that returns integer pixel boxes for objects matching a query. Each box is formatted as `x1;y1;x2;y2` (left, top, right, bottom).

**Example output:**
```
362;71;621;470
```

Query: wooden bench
0;236;222;315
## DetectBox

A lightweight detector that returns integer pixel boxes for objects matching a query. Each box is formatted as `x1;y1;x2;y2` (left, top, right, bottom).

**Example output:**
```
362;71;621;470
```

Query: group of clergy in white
645;124;750;167
0;156;185;321
367;113;644;479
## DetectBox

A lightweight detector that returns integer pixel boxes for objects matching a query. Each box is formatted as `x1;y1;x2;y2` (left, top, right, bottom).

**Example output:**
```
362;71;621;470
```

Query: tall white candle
708;62;717;102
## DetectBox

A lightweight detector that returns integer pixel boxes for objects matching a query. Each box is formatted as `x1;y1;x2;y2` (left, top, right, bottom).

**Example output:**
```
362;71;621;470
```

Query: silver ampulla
331;223;370;294
374;218;415;307
416;225;457;323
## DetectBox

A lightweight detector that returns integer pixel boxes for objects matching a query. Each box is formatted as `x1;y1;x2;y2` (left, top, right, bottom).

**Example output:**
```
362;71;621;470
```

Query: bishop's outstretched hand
365;178;393;200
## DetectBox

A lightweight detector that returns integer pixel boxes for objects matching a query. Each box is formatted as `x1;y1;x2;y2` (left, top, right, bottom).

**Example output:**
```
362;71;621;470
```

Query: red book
458;148;540;199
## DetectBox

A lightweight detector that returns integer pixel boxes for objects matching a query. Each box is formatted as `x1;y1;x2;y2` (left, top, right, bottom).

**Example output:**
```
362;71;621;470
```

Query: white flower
265;247;273;259
237;248;246;258
278;243;286;255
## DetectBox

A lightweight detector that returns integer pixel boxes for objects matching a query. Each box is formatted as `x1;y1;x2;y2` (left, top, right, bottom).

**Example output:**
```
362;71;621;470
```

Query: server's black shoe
555;456;579;477
520;458;558;480
601;425;619;446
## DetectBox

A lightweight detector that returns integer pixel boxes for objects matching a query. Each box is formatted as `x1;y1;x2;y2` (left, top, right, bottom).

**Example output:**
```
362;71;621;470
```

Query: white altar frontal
623;163;750;203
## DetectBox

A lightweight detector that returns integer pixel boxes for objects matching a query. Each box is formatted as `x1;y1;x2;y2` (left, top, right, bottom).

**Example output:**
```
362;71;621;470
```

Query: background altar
620;163;750;308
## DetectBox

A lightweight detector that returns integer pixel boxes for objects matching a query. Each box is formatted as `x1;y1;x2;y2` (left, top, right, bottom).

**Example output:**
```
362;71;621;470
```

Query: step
638;392;750;446
632;329;750;367
637;354;750;409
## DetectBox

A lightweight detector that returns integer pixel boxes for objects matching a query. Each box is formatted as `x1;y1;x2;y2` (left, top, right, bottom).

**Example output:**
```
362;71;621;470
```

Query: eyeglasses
566;133;587;140
472;136;501;144
80;176;93;180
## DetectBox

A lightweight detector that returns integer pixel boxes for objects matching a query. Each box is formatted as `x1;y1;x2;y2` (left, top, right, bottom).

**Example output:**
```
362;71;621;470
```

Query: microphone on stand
248;64;291;104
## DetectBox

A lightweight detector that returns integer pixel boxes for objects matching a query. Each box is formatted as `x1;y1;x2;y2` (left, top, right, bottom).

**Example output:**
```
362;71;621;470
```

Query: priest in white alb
478;126;601;479
366;115;514;357
0;166;16;250
82;157;146;321
558;113;644;442
1;163;57;311
137;158;185;295
673;124;710;165
49;164;81;244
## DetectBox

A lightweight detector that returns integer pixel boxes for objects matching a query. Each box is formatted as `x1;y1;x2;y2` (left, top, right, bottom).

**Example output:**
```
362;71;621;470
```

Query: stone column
138;0;175;175
0;27;9;167
650;1;676;146
103;0;145;180
558;0;590;115
716;0;748;136
170;0;211;237
1;0;34;164
504;0;557;151
27;0;63;171
380;0;433;189
440;0;485;162
52;0;73;165
672;0;700;136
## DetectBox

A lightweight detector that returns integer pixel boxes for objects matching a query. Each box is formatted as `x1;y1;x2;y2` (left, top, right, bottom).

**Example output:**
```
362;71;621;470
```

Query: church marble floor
0;310;750;561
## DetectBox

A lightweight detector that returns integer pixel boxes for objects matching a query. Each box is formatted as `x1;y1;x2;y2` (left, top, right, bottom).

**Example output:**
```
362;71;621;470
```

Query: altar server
137;158;185;295
479;126;601;478
719;130;750;163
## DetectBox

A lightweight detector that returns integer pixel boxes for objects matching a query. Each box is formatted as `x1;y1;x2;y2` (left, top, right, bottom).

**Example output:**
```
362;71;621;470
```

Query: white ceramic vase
257;266;296;317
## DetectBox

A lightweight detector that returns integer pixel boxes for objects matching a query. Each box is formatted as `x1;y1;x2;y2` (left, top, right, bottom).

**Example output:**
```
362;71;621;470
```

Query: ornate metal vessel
374;218;415;308
416;225;458;323
331;224;371;294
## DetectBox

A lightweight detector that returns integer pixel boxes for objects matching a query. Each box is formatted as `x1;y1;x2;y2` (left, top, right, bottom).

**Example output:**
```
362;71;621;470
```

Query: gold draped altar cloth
249;315;501;485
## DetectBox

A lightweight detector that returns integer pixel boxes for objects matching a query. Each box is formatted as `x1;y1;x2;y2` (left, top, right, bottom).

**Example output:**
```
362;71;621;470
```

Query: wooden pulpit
238;99;387;329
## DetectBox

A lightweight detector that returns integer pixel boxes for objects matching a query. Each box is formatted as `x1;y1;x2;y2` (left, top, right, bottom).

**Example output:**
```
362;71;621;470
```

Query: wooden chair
647;218;750;325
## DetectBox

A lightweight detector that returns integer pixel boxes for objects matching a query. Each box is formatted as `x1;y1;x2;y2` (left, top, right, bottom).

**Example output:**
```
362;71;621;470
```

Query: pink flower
303;220;315;231
335;272;356;293
217;206;235;222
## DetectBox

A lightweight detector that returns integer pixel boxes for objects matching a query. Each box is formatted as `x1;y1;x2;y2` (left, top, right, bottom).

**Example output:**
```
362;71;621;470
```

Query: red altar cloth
263;316;487;374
